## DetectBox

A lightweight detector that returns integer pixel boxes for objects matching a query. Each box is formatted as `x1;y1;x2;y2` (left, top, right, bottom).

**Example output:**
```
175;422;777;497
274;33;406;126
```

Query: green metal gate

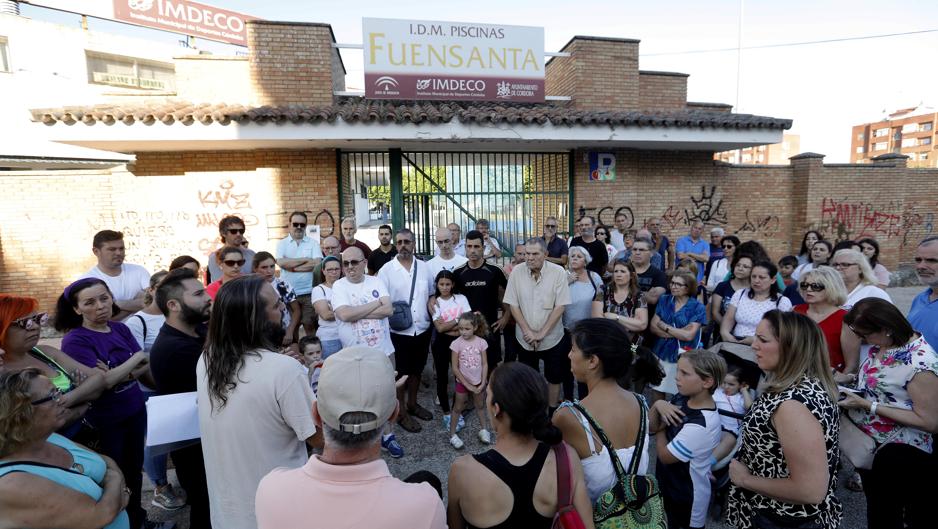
339;150;573;258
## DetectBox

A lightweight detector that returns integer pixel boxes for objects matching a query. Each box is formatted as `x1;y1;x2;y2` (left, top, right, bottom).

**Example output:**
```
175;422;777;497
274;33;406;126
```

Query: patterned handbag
572;398;667;529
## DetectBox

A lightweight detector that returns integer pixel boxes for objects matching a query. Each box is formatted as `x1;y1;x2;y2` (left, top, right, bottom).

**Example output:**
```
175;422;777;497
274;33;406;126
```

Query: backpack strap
552;442;575;512
134;314;147;342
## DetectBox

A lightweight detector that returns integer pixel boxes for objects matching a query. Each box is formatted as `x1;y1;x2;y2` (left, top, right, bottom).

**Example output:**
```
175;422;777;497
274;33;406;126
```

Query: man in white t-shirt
428;226;468;280
332;246;402;457
80;230;150;320
435;222;466;257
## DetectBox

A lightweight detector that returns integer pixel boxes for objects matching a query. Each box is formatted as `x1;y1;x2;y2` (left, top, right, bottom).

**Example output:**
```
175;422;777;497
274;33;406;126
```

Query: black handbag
388;260;418;331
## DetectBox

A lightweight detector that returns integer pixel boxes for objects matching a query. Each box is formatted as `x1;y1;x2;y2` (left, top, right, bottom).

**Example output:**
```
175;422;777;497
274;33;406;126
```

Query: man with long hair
196;275;320;529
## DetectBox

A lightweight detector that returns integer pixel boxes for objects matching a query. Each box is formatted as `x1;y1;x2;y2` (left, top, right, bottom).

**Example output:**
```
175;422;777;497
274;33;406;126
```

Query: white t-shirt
791;262;814;282
331;275;394;355
713;388;745;435
196;350;316;529
706;258;730;293
427;254;469;281
81;263;150;303
432;294;472;324
844;284;892;310
310;283;339;342
377;258;434;336
125;311;166;353
729;289;793;337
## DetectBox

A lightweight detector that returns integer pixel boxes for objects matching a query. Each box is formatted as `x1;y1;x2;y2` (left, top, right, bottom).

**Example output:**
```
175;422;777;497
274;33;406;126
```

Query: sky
20;0;938;162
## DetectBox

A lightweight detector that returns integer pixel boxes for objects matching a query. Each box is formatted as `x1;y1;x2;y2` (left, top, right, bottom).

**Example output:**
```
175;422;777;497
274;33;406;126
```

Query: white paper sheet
145;392;200;447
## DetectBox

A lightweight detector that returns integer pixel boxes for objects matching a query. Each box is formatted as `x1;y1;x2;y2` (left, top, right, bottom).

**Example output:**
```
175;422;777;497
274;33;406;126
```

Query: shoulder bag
388;260;418;331
573;397;667;529
839;406;902;470
552;441;588;529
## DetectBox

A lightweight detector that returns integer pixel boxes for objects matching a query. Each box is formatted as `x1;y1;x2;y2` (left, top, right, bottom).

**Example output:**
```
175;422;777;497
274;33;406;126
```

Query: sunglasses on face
292;222;307;228
13;312;49;331
223;259;246;267
800;282;826;292
227;228;246;235
722;244;735;249
670;282;687;288
831;262;856;269
544;224;557;229
31;388;63;406
395;240;413;246
342;259;363;267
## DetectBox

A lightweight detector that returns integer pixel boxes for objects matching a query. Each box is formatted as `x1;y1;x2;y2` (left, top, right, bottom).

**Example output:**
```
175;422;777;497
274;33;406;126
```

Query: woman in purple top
54;278;151;529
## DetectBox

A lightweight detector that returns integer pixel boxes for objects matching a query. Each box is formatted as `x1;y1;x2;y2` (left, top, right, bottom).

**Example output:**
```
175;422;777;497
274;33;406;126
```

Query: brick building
715;133;801;165
851;106;937;168
2;16;937;310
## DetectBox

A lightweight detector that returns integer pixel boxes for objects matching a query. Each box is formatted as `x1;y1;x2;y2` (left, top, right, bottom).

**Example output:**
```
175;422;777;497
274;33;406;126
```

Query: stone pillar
788;152;826;250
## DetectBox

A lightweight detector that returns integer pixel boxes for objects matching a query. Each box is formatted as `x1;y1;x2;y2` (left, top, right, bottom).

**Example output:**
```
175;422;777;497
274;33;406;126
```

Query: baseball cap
317;346;396;434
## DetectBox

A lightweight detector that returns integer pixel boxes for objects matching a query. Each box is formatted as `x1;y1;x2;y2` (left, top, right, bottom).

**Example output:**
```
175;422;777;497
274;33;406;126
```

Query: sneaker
450;434;465;449
478;429;492;445
442;414;466;433
142;520;176;529
409;403;433;421
381;434;404;458
151;483;186;511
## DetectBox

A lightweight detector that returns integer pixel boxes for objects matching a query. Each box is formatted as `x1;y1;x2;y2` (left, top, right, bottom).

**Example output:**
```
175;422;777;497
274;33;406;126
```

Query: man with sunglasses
331;246;401;456
207;215;255;283
542;216;569;267
276;211;323;340
378;229;435;435
80;230;151;321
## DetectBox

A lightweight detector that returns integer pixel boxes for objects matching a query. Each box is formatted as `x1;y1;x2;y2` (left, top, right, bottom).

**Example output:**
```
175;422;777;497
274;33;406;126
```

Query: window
856;146;865;154
857;132;865;140
922;137;932;146
922;153;929;161
873;142;888;151
902;123;919;133
86;51;175;90
921;122;934;132
874;128;889;137
0;37;10;73
902;138;918;148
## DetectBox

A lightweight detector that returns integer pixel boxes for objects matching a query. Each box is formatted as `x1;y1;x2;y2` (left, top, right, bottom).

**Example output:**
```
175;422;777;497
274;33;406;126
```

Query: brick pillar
788;152;825;251
545;36;640;111
871;152;910;167
247;21;345;107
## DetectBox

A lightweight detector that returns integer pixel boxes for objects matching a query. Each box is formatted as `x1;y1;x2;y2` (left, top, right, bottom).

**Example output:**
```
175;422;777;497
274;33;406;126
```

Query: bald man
427;226;468;280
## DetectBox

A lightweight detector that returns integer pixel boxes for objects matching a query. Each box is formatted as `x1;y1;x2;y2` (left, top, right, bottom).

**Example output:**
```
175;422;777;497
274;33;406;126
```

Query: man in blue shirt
276;211;323;340
909;236;938;346
676;221;710;286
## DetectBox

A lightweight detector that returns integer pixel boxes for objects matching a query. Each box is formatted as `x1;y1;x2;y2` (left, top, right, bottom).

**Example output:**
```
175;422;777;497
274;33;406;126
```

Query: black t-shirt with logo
453;262;508;325
637;265;668;293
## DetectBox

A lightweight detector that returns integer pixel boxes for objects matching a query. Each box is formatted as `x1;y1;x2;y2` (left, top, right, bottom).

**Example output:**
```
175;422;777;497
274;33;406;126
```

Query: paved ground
45;286;923;528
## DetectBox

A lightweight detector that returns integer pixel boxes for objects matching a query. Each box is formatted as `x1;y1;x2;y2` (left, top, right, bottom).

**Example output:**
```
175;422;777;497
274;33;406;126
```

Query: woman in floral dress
839;298;938;529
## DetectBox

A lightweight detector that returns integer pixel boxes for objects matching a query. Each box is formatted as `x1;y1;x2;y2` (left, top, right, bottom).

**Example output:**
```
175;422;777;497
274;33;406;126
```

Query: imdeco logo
128;0;154;11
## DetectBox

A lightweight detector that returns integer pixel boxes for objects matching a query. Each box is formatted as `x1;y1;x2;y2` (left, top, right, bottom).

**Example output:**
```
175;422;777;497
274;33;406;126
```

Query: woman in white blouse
721;260;793;345
830;249;892;310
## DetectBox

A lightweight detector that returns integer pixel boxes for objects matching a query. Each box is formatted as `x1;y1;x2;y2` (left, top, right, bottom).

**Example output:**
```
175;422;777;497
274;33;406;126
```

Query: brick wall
638;71;689;110
0;150;338;311
247;21;342;107
545;37;640;111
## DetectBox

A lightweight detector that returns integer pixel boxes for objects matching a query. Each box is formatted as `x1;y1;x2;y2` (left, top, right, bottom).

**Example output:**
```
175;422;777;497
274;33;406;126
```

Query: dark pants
858;442;935;529
96;407;147;529
518;331;571;384
484;331;503;374
663;496;701;529
172;442;212;529
431;333;457;413
502;323;521;363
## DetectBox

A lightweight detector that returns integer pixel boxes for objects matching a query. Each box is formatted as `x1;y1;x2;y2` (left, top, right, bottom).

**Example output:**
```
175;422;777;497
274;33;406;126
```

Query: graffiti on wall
808;197;933;247
684;185;728;226
735;209;781;238
576;205;635;229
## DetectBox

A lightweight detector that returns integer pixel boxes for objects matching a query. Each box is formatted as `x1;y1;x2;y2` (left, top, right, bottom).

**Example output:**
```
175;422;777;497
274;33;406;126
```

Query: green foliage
367;165;447;203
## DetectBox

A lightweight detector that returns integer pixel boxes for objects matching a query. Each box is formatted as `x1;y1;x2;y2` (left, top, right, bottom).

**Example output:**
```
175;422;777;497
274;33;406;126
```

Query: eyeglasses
223;259;246;267
322;246;340;252
722;244;735;249
395;240;414;246
342;259;363;267
830;262;857;269
31;388;63;406
669;281;687;288
12;312;48;331
544;224;558;229
848;325;872;339
227;228;246;235
435;239;450;245
292;222;307;228
799;282;826;292
323;266;341;273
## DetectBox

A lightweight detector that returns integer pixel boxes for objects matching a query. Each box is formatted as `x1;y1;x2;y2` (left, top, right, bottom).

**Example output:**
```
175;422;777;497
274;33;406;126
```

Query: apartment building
851;106;937;168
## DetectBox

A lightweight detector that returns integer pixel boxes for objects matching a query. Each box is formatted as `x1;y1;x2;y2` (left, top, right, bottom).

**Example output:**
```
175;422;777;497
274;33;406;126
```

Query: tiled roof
32;98;792;130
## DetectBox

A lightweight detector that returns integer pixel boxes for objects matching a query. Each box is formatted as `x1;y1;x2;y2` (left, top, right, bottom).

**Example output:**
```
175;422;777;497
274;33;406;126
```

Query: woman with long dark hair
197;274;318;529
601;260;648;340
447;362;594;529
54;278;151;529
797;231;823;266
858;237;890;287
554;318;663;505
721;261;793;345
792;240;833;281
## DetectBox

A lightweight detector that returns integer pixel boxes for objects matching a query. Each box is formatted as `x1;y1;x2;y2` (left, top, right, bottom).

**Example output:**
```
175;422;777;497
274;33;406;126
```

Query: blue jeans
142;390;168;487
321;339;344;359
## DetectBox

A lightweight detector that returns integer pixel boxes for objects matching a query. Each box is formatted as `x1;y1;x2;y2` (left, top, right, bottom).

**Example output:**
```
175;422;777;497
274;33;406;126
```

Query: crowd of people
1;209;937;529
